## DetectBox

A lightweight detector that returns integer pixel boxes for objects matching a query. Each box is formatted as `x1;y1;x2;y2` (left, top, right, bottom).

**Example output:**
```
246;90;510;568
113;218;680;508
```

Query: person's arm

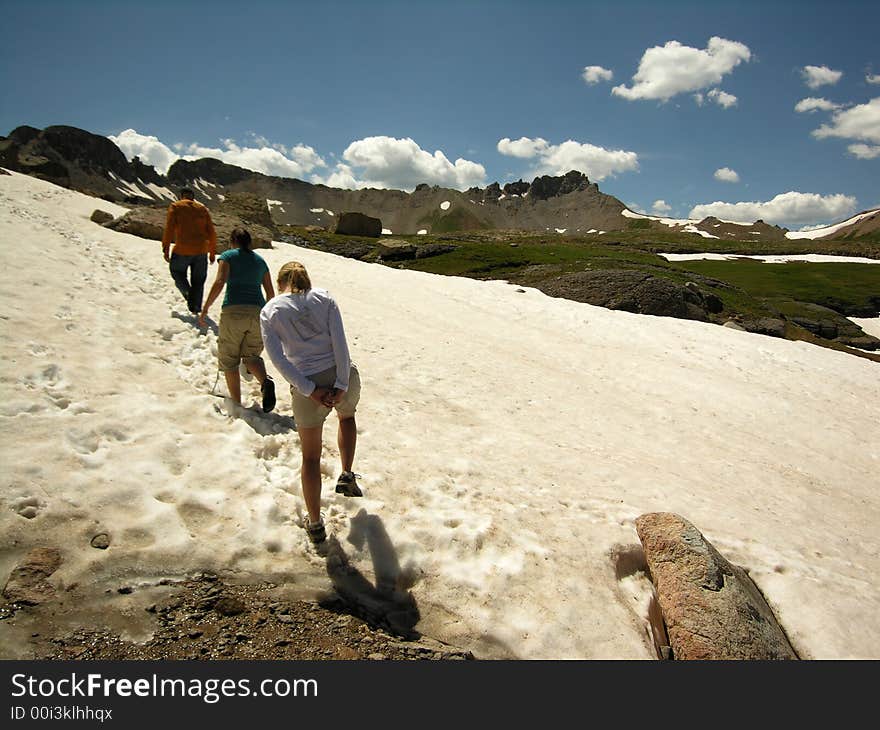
161;205;175;262
260;310;317;397
261;268;275;303
328;298;352;393
198;260;228;326
206;213;217;264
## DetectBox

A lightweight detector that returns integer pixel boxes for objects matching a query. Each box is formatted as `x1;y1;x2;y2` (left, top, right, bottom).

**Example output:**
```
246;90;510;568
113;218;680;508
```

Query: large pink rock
635;513;798;660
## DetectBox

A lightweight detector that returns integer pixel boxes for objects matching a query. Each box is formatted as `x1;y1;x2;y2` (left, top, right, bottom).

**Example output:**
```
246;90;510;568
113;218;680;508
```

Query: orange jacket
161;199;217;257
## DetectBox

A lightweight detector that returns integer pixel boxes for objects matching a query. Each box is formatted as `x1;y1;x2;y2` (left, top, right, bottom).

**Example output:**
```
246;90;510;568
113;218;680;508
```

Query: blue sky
1;0;878;229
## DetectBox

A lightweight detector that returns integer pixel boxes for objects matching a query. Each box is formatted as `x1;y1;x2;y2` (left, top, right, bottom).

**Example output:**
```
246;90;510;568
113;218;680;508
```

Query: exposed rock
214;597;246;616
503;179;529;196
538;269;712;321
744;318;786;338
376;239;417;260
528;170;591;200
483;182;502;200
334;212;382;237
415;243;457;259
103;206;165;240
723;319;747;331
635;513;798;660
3;547;63;605
104;206;273;251
217;192;277;234
90;209;114;225
90;533;110;549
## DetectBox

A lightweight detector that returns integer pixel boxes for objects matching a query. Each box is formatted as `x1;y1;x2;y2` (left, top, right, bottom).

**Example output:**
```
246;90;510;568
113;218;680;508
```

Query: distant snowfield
1;170;879;659
660;252;880;264
786;209;879;240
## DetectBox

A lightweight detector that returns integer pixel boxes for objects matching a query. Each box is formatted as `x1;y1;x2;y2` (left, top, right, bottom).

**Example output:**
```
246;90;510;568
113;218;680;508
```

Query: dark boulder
90;209;115;225
334;211;382;237
539;269;712;321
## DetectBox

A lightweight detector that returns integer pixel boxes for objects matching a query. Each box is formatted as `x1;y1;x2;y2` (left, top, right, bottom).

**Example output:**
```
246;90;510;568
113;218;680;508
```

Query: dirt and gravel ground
2;548;474;661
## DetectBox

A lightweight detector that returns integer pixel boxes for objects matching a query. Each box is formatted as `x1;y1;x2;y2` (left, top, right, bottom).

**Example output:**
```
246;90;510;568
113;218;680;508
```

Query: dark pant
169;253;208;313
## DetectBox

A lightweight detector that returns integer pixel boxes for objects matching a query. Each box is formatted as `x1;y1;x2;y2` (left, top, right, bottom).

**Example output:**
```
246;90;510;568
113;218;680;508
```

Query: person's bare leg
337;415;357;473
223;369;241;404
298;426;324;524
245;357;268;385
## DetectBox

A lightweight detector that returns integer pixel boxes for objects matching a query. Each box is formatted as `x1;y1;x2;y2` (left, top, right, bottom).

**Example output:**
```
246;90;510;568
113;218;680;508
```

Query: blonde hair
277;261;312;294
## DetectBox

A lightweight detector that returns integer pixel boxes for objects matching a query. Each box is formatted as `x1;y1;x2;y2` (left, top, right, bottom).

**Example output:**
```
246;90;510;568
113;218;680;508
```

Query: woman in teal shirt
199;228;276;412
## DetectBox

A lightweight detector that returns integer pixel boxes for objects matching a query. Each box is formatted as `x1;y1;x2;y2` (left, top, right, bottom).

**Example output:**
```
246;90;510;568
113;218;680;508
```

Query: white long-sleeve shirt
260;288;352;396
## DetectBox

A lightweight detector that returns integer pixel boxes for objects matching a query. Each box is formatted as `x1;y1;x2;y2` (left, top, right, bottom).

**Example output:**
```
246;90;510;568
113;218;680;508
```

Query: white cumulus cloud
802;65;843;89
812;97;880;144
582;66;614;84
689;191;857;227
311;136;486;191
714;167;740;183
497;137;551;158
612;36;751;102
848;143;880;159
868;73;880;85
707;88;737;108
108;129;179;175
794;97;842;113
652;200;671;214
181;139;325;178
497;136;639;181
108;129;326;178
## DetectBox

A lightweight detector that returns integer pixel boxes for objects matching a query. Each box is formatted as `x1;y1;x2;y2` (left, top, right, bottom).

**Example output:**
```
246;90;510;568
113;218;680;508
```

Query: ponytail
277;261;312;294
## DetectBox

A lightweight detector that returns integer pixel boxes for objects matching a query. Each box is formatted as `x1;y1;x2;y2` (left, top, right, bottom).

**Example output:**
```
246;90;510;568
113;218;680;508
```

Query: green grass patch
675;259;880;314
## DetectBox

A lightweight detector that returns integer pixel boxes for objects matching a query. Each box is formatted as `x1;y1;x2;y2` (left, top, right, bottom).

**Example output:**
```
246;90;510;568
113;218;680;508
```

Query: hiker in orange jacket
161;187;217;315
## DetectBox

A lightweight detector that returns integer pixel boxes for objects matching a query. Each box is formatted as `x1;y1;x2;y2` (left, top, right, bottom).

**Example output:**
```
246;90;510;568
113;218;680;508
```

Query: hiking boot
261;376;276;413
239;361;254;382
304;516;326;545
335;471;363;497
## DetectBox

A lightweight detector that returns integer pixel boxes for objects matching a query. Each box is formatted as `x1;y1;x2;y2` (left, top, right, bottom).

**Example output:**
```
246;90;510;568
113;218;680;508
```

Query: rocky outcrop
104;206;166;240
334;212;382;237
528;170;594;200
3;547;63;605
104;206;274;251
538;269;720;321
90;209;115;225
0;125;157;199
635;513;798;660
216;192;277;234
376;239;417;260
503;180;529;196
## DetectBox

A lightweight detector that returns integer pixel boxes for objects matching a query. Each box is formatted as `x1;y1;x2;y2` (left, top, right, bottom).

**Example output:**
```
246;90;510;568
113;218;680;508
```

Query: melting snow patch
587;229;597;234
555;228;567;234
440;201;451;211
682;225;720;239
310;208;324;213
417;229;428;235
382;228;393;235
326;210;334;216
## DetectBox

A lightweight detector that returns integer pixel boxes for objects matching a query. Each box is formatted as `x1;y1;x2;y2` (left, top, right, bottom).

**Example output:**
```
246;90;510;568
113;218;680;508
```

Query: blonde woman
260;262;362;546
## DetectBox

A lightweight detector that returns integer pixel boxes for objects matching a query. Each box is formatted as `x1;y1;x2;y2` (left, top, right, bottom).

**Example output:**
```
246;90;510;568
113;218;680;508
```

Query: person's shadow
171;310;219;336
320;509;421;639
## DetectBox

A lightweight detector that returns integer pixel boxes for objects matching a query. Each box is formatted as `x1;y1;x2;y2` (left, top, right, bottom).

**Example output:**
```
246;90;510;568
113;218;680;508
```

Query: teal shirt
219;248;270;307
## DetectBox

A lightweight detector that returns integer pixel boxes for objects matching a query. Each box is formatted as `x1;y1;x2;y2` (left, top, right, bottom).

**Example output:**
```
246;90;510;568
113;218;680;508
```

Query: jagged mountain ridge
2;124;876;239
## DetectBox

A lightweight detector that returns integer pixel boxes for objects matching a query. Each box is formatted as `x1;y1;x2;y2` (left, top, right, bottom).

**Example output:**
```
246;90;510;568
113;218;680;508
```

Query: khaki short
218;305;264;371
291;364;361;429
